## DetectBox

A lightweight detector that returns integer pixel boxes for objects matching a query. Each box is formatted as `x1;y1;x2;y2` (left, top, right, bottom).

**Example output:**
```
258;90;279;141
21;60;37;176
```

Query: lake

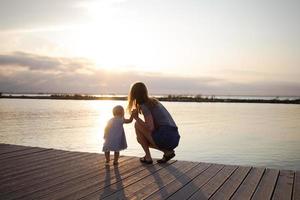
0;99;299;170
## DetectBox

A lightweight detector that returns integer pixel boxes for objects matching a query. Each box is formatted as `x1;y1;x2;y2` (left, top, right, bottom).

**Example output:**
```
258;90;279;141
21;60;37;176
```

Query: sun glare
62;1;168;72
88;100;114;145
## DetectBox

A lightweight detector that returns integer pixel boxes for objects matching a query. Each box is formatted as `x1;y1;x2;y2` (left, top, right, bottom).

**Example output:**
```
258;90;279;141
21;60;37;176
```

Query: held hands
131;109;139;120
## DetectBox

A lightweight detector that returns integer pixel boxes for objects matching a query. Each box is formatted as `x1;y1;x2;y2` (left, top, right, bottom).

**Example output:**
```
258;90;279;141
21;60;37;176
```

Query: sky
0;0;299;96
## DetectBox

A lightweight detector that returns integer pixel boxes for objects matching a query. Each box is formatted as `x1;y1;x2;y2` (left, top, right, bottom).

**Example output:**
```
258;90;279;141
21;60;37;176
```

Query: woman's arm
133;109;155;132
123;114;133;124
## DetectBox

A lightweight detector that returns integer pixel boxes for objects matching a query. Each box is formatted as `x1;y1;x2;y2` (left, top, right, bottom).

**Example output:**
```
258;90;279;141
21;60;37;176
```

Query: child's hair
113;105;124;116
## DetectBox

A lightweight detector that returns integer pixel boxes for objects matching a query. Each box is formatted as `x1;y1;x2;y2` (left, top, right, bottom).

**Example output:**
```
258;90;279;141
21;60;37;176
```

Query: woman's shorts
152;126;180;150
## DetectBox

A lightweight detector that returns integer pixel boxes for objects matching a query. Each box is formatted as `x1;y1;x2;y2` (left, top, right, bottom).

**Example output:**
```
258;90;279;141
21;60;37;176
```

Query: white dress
102;117;127;152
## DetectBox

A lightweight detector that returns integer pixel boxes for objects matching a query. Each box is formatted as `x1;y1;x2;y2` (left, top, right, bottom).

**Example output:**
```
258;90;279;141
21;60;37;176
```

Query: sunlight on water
1;99;300;170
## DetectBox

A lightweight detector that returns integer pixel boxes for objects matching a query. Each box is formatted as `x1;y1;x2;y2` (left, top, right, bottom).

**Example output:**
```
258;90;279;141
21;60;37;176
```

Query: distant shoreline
1;94;299;104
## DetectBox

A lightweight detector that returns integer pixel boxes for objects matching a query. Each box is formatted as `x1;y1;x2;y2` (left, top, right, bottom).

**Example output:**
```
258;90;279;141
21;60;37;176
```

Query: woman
128;82;180;164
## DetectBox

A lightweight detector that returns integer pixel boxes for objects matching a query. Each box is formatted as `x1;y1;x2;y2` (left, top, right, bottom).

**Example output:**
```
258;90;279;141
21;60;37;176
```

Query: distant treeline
1;93;300;104
160;95;300;104
50;94;126;100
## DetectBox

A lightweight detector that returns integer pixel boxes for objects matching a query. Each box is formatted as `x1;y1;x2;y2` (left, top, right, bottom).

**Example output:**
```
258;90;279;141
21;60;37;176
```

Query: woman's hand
131;109;139;119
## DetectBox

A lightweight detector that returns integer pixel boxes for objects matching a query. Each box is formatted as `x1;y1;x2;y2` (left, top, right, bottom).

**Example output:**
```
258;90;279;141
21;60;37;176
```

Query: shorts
152;125;180;150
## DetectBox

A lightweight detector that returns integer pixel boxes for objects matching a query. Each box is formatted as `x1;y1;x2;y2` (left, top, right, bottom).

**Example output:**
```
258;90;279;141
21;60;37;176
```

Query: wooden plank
144;163;211;200
1;151;81;170
0;154;102;195
0;145;33;154
109;161;197;199
0;151;91;180
293;171;300;200
79;161;176;199
0;144;298;200
0;147;49;160
0;153;101;193
0;152;97;184
128;161;198;200
0;149;70;170
167;164;224;200
272;170;294;200
0;143;12;148
61;160;175;200
252;168;279;200
1;149;89;169
188;165;237;200
36;157;156;200
35;157;146;200
230;167;265;200
210;166;251;200
1;157;133;200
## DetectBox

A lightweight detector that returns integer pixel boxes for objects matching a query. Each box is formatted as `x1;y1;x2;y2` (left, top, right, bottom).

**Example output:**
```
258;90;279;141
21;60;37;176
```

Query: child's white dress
102;117;127;152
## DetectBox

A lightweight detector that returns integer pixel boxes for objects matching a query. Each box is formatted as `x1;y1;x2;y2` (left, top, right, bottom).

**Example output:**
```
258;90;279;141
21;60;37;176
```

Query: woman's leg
135;122;158;160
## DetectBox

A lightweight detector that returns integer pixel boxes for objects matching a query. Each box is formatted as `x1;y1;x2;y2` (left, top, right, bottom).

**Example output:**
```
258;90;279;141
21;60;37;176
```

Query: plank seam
0;151;73;171
77;165;157;200
0;153;93;181
186;165;225;200
270;169;281;199
33;157;136;199
137;162;200;200
0;147;36;155
228;166;253;199
291;171;295;200
141;162;203;200
1;155;105;194
9;157;135;199
0;149;51;160
249;168;266;199
207;166;239;200
269;169;280;200
164;163;213;200
125;161;195;199
97;161;177;200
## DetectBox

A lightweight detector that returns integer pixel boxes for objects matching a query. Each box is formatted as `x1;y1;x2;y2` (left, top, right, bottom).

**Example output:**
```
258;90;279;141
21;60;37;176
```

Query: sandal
157;152;175;164
139;157;153;164
113;161;118;165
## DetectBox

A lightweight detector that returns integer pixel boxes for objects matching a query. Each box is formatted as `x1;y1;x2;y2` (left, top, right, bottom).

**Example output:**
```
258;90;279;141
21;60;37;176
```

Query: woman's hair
127;82;158;112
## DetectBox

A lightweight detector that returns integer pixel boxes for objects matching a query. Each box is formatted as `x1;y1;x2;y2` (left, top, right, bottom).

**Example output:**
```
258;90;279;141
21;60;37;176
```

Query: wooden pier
0;144;299;200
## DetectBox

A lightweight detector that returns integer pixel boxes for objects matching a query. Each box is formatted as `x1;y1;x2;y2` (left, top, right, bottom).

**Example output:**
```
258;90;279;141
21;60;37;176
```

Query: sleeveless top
140;101;177;129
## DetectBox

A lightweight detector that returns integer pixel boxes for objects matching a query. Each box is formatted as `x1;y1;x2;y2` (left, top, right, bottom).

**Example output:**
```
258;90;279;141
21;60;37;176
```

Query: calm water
1;99;300;170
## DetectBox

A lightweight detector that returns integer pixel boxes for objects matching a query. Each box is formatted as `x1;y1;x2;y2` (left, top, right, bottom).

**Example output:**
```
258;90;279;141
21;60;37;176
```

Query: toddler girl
103;105;133;165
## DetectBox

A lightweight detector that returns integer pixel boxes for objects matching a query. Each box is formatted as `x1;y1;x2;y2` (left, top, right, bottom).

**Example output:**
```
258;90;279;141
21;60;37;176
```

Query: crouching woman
128;82;180;164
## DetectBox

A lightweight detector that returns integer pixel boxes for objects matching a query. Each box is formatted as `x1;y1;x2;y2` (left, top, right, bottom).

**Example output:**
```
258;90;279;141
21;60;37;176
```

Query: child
102;105;133;165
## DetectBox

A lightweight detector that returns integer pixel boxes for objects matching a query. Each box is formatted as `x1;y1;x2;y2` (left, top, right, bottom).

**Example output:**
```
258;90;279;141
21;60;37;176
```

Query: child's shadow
99;165;126;200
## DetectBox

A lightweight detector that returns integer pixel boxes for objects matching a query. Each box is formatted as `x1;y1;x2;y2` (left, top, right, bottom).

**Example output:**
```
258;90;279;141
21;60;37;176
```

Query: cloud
0;51;300;96
0;0;129;32
0;51;93;72
0;0;86;31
